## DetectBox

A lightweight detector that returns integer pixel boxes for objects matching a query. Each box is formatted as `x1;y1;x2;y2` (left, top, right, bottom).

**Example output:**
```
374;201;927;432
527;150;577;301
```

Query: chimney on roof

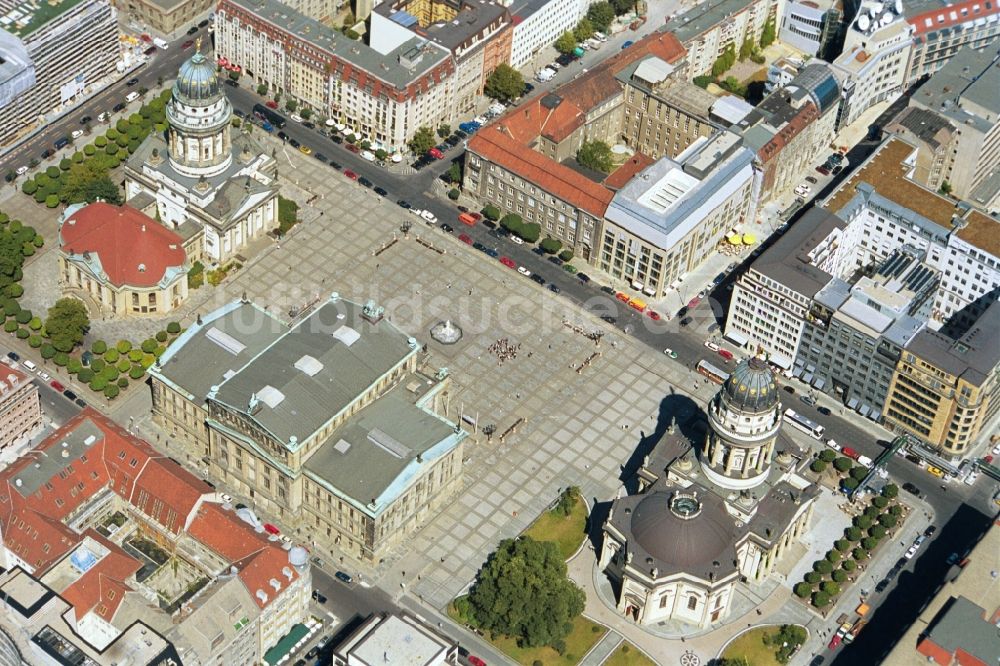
255;589;268;604
269;578;281;591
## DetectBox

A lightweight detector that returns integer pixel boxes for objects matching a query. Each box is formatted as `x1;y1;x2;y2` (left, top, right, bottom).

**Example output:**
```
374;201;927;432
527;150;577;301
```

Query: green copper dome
722;357;779;413
173;45;221;105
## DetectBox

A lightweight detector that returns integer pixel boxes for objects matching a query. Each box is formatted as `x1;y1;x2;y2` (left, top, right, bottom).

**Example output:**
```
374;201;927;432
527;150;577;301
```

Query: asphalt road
0;345;82;431
0;28;210;176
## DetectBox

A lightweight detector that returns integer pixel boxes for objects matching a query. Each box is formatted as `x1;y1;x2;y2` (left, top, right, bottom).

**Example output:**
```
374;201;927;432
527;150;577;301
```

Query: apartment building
372;0;513;116
0;365;42;454
148;295;466;563
795;246;933;418
215;0;456;151
831;0;914;130
779;0;843;57
735;62;840;202
883;300;1000;458
902;0;1000;84
0;409;311;665
599;132;756;298
508;0;584;69
464;31;691;259
889;46;1000;202
0;0;119;150
620;56;719;160
670;0;781;77
111;0;213;38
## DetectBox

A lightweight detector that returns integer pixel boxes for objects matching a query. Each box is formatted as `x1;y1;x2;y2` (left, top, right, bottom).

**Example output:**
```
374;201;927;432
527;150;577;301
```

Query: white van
153;37;168;49
125;91;140;103
22;359;37;372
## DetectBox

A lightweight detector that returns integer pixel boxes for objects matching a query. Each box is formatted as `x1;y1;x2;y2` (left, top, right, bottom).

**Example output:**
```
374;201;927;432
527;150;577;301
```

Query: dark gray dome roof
173;49;221;105
722;357;779;413
629;492;737;572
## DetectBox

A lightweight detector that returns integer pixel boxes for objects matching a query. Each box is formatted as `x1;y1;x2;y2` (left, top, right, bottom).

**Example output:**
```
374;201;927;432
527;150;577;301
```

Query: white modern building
0;0;120;151
598;131;756;298
670;0;781;77
831;0;914;129
508;0;585;69
779;0;842;57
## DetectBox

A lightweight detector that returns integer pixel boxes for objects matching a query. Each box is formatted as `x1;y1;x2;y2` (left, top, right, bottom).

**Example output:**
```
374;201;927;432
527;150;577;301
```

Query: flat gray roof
750;207;844;298
9;418;103;497
303;381;461;513
211;296;417;447
924;596;1000;664
153;300;285;406
911;46;1000;133
670;0;763;42
226;0;451;89
904;300;1000;387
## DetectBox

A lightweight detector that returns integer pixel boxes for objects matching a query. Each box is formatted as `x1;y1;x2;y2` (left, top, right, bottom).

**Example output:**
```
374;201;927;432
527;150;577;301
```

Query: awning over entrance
802;372;814;384
859;404;871;417
847;397;859;409
812;377;826;390
264;623;309;665
725;329;750;347
769;353;792;370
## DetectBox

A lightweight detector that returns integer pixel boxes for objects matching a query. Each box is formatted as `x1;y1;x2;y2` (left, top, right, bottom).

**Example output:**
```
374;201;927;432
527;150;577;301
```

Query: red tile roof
60;203;186;288
187;503;298;609
604;153;656;190
59;530;140;620
907;0;1000;36
0;365;31;403
468;30;686;218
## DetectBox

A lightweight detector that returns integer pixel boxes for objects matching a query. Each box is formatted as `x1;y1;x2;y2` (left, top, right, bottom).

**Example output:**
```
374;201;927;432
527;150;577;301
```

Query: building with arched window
600;358;818;628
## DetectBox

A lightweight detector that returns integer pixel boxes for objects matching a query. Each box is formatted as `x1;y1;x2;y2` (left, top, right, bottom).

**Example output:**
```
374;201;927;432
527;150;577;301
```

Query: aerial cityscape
0;0;997;663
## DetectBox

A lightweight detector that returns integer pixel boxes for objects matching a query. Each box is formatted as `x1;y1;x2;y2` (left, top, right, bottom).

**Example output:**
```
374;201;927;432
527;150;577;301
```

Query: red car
343;169;358;180
828;634;843;650
428;147;444;159
346;143;360;153
182;40;194;49
50;380;65;392
615;292;630;302
687;296;701;308
468;657;487;666
263;523;280;535
499;256;516;269
718;349;734;361
816;165;831;175
458;233;473;245
646;310;661;321
265;100;279;109
842;447;859;460
468;212;482;221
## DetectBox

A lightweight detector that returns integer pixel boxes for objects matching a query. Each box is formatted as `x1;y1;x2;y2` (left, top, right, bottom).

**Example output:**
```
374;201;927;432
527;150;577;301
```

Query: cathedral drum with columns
600;357;819;629
124;40;278;265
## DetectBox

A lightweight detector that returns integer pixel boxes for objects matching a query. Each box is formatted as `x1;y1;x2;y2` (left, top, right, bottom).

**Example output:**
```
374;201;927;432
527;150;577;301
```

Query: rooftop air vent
294;355;323;376
255;589;268;603
332;326;360;347
333;439;351;454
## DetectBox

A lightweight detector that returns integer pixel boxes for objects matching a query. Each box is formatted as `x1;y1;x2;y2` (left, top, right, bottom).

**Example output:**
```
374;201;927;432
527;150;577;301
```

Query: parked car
439;223;454;233
311;589;328;603
902;481;921;497
458;233;473;245
187;25;199;34
800;395;817;406
343;169;358;180
358;176;373;188
548;283;561;293
468;657;487;666
530;274;546;286
126;77;140;87
334;571;353;584
50;380;65;392
374;186;388;196
428;147;444;159
63;389;77;401
499;256;516;269
182;40;194;49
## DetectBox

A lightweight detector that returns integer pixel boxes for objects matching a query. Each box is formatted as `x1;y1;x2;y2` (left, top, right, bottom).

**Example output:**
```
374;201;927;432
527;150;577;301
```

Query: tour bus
696;359;729;385
784;408;825;439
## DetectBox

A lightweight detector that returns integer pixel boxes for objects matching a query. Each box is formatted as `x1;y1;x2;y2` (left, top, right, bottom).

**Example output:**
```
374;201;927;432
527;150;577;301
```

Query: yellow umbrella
728;234;742;245
742;232;757;245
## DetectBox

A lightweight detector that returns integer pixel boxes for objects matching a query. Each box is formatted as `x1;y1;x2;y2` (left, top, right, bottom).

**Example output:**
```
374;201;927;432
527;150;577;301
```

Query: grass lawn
604;641;656;666
522;496;588;560
721;627;781;666
448;600;606;666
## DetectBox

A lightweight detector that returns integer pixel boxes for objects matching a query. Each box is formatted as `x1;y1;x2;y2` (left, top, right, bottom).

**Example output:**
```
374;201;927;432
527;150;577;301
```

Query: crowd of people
488;338;520;366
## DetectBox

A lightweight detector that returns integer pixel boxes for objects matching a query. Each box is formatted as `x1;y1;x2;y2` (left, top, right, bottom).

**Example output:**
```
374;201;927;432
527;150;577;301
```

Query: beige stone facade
113;0;213;38
621;67;717;160
0;366;42;454
59;256;188;317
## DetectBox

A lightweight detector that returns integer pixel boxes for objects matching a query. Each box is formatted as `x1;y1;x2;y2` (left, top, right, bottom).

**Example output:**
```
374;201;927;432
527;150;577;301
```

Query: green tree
833;457;853;473
810;459;827;473
519;222;541;243
448;188;460;201
861;536;878;550
843;477;860;491
104;383;120;400
821;581;840;596
285;99;298;112
540;237;562;254
832;569;848;583
45;298;88;352
408;126;437;156
586;1;615;31
500;214;524;236
129;365;145;380
61;160;122;205
825;549;840;563
91;340;107;355
167;321;181;335
300;108;312;120
804;571;821;584
812;591;830;608
850;466;868;481
879;513;897;529
554;31;577;55
841;559;856;572
693;75;714;89
760;19;776;48
576;140;613;173
882;484;899;499
77;368;95;383
482;204;502;221
558;249;574;262
739;36;755;60
484;64;525;104
574;17;594;42
835;539;852;552
462;537;585;648
447;163;462;184
869;525;886;540
793;582;812;598
872;495;889;509
819;449;838;462
256;83;268;95
813;560;832;574
554;486;579;516
610;0;635;14
116;340;132;354
852;547;867;561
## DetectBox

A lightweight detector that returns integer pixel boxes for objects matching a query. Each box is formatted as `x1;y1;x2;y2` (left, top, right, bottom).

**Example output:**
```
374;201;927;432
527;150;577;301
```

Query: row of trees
554;0;638;55
793;485;901;608
19;90;174;208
